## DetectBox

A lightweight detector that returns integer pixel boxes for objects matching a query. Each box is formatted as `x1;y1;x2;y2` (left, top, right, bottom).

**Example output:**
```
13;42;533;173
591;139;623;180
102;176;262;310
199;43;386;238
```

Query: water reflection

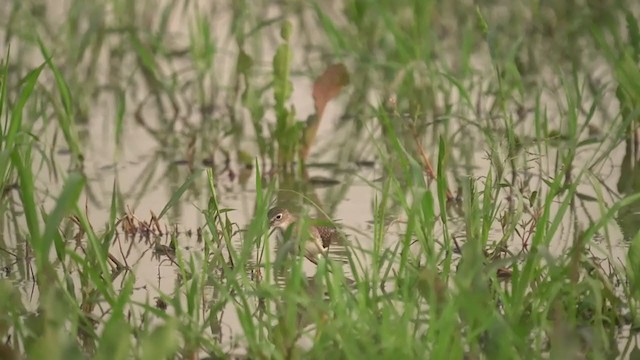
616;134;640;241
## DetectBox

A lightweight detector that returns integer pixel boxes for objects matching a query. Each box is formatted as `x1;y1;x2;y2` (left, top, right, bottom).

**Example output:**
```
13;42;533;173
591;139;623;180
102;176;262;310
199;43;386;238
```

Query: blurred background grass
1;0;640;359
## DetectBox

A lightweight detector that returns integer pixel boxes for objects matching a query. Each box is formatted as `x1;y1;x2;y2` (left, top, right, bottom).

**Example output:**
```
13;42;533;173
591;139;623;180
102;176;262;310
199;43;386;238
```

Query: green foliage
0;1;639;359
272;20;299;166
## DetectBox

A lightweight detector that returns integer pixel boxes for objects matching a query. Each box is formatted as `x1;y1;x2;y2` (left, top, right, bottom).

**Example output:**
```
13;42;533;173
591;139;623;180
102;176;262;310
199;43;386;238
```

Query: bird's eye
275;214;283;220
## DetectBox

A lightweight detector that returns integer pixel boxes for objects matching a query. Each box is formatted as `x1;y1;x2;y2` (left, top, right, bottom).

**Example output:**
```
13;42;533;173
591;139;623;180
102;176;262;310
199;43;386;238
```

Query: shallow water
1;0;639;356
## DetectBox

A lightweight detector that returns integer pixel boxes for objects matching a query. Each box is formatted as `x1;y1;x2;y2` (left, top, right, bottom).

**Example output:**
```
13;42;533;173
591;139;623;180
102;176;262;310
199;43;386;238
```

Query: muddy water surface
1;0;639;355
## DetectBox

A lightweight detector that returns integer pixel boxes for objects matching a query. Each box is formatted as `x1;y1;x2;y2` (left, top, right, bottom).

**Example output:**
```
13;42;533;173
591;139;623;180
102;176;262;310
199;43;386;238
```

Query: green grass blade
37;37;83;162
157;168;204;220
11;147;41;254
42;171;85;259
0;63;44;185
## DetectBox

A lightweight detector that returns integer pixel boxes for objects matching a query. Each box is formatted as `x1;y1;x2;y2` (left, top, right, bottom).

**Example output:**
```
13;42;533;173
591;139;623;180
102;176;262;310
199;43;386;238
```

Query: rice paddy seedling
1;0;640;359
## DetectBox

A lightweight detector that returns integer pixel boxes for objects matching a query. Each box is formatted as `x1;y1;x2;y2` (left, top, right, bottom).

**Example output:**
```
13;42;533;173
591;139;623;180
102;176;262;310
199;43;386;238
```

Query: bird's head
267;207;297;231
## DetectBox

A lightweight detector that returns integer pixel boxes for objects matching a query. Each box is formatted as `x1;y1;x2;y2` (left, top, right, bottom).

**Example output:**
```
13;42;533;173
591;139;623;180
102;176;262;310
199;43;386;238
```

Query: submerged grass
1;0;640;359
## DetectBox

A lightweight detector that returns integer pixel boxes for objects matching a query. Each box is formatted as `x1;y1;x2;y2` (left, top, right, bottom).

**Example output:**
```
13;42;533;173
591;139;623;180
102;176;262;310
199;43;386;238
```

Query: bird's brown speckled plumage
312;225;338;249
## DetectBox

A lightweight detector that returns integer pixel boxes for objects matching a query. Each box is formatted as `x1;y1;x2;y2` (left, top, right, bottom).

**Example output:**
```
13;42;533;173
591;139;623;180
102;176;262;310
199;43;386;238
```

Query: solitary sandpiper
267;207;340;265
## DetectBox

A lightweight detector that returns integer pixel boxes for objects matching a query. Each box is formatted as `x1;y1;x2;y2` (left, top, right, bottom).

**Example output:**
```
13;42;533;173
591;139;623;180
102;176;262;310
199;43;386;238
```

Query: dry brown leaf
300;63;350;160
312;63;350;120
